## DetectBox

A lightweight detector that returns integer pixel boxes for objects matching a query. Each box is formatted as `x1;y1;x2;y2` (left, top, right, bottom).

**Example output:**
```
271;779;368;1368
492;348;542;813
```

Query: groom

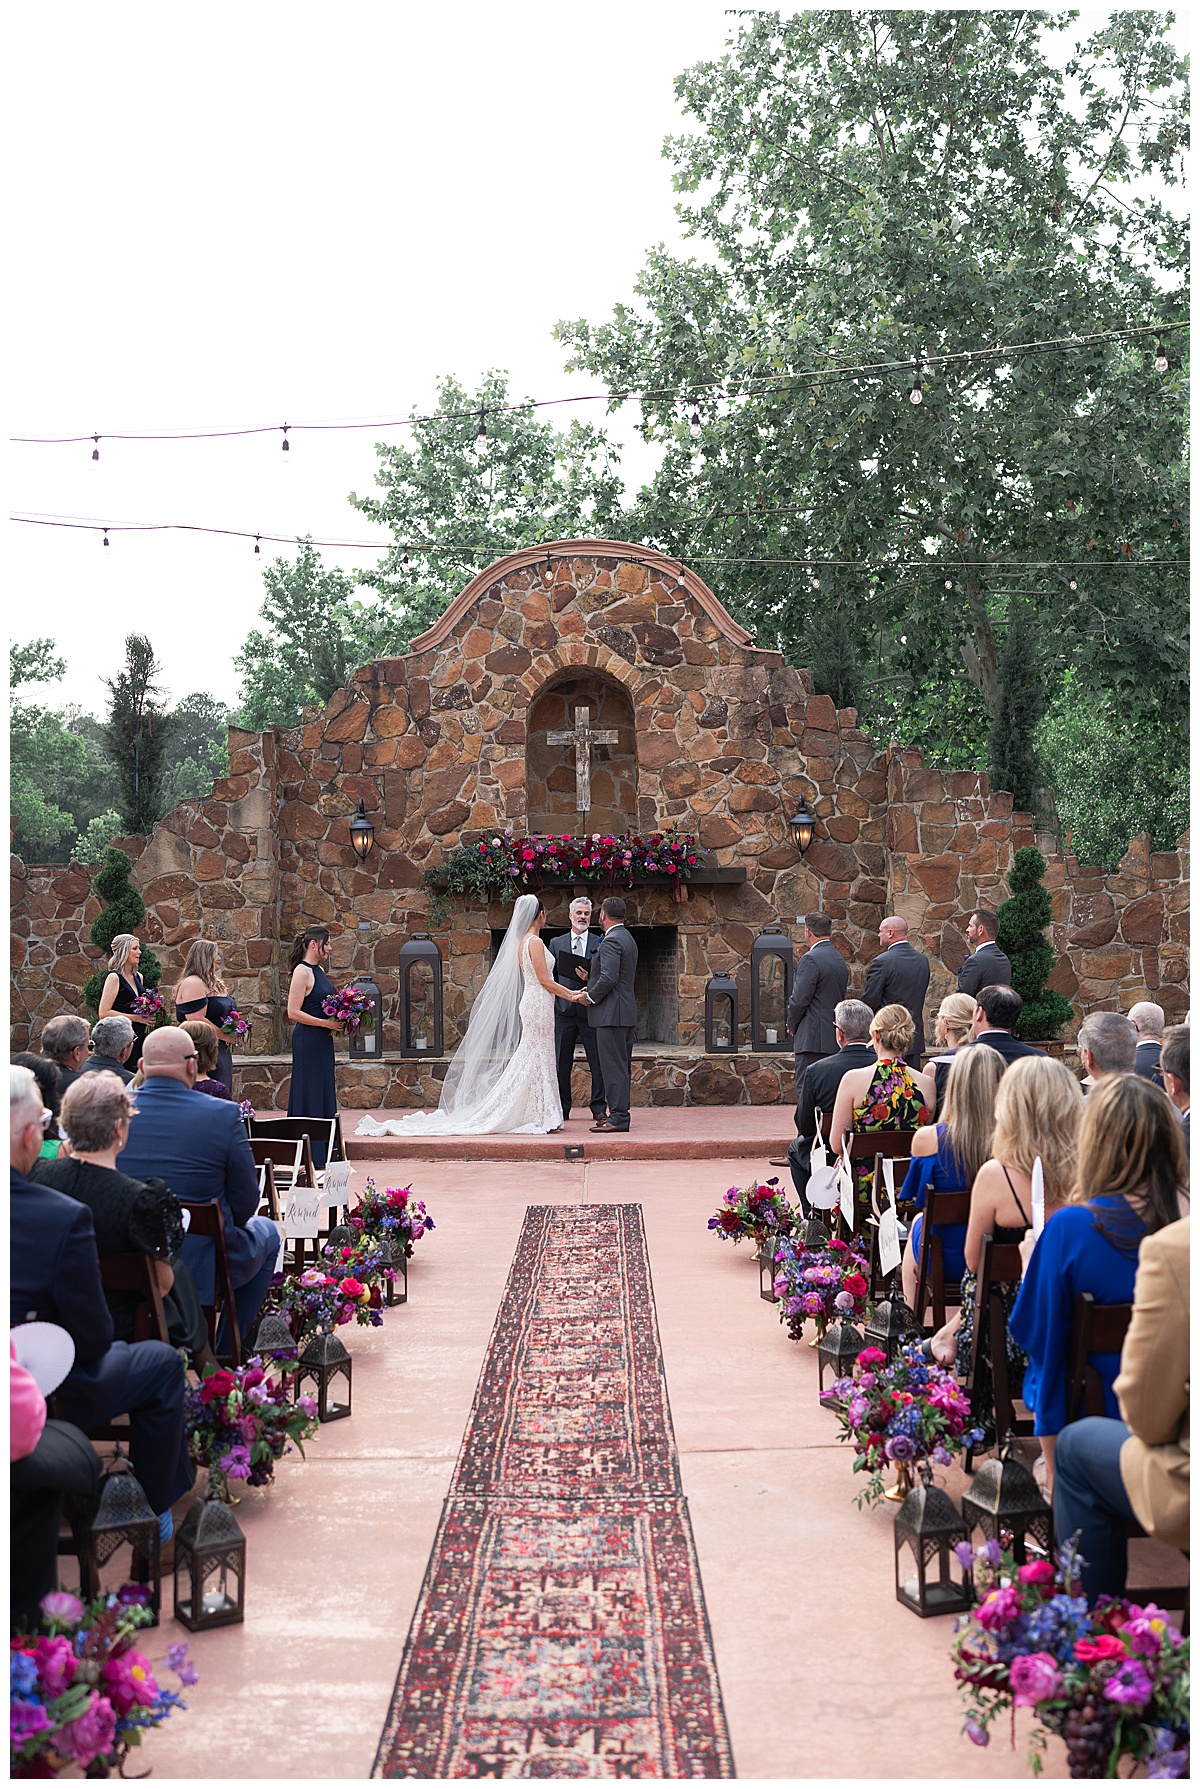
584;897;639;1133
549;896;607;1124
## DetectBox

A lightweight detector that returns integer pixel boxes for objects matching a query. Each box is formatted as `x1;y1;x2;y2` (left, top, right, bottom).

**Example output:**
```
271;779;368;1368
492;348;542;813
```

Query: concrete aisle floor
140;1157;1067;1781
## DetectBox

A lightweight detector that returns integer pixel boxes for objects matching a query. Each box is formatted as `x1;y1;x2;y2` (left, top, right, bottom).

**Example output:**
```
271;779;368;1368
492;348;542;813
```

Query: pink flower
39;1589;85;1626
56;1695;117;1767
33;1634;77;1697
102;1651;159;1717
11;1699;55;1745
1017;1560;1056;1587
857;1347;887;1367
976;1584;1022;1630
1009;1651;1062;1707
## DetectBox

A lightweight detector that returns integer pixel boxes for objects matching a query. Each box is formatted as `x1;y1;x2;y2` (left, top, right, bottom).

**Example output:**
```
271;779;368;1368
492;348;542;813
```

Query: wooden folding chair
836;1129;918;1238
98;1252;172;1345
867;1154;911;1299
912;1188;971;1332
961;1231;1030;1472
256;1156;281;1222
178;1200;243;1367
248;1135;307;1196
249;1114;340;1171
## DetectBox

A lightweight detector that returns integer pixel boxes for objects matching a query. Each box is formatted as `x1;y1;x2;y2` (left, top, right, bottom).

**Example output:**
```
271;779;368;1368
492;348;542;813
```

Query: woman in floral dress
830;1003;936;1212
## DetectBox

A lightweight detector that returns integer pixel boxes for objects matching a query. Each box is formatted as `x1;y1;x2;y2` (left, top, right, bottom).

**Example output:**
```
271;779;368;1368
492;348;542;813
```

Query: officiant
550;897;607;1123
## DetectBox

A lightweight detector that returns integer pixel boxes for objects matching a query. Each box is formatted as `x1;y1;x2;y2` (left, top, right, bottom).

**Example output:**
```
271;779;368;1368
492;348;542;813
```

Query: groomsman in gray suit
863;915;931;1056
584;897;639;1133
786;915;849;1131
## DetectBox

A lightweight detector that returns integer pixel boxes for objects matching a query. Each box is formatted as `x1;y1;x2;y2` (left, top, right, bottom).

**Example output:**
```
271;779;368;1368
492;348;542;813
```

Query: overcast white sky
9;4;1183;716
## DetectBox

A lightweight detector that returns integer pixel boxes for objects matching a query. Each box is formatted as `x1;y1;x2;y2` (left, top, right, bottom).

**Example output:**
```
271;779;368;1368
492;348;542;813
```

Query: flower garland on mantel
425;827;705;916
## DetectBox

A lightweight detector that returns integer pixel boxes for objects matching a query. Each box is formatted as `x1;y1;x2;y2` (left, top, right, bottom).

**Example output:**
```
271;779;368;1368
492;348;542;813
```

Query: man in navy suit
548;897;606;1122
956;908;1013;997
117;1028;278;1342
863;916;931;1057
970;985;1045;1066
10;1064;191;1519
1129;1002;1166;1083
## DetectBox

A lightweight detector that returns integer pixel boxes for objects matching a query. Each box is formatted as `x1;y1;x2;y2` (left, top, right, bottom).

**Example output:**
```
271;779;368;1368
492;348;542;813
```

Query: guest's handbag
806;1110;840;1210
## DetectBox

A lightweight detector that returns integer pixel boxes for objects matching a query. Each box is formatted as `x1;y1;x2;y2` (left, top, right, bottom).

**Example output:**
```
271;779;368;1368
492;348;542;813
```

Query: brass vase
884;1461;914;1503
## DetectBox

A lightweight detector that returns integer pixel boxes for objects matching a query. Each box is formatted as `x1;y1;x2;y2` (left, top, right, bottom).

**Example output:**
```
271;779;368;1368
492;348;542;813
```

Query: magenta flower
1017;1559;1055;1587
1104;1657;1155;1708
1009;1651;1063;1707
33;1634;77;1697
102;1651;159;1717
11;1700;55;1745
976;1583;1022;1630
56;1695;117;1766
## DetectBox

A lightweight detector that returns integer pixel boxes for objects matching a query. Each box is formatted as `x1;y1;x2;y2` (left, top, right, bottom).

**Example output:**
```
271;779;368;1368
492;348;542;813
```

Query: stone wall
9;539;1190;1062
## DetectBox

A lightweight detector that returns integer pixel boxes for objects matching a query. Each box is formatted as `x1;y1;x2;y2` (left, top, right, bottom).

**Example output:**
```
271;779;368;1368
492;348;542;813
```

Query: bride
356;894;588;1137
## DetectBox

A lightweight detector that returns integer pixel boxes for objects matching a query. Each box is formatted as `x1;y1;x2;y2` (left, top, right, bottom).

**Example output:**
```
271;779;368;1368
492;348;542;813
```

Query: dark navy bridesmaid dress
288;962;337;1164
174;991;236;1092
111;972;147;1071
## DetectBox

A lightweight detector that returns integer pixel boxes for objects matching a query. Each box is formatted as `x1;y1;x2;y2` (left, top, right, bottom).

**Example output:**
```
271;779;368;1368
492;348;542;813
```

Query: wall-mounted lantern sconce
788;801;816;857
349;799;376;862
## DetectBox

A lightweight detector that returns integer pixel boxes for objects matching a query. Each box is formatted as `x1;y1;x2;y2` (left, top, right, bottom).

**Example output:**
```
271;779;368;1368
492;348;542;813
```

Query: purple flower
954;1541;975;1570
884;1434;916;1462
964;1719;989;1748
931;1444;952;1466
11;1700;55;1745
218;1444;252;1479
979;1537;1002;1566
39;1589;85;1626
834;1291;854;1312
298;1395;318;1418
247;1383;270;1405
1148;1731;1189;1778
800;1291;824;1316
1104;1657;1155;1708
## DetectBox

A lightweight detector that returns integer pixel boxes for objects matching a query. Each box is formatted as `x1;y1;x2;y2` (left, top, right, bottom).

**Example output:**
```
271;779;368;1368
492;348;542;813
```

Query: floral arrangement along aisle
708;1177;795;1248
349;1179;436;1257
184;1358;320;1500
10;1588;197;1777
274;1257;390;1339
771;1233;870;1339
823;1343;984;1504
321;984;374;1029
952;1538;1190;1778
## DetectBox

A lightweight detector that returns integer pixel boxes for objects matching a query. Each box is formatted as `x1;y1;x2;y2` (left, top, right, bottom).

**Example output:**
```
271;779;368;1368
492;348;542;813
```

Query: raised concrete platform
342;1104;793;1163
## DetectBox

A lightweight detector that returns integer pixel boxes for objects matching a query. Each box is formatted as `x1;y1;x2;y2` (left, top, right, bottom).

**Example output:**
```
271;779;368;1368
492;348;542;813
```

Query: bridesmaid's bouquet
219;1007;252;1041
321;985;374;1030
132;988;166;1027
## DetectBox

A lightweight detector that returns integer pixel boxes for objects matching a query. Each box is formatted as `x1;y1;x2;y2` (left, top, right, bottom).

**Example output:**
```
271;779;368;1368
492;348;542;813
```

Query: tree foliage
1039;672;1188;869
161;691;231;808
101;636;178;835
997;846;1075;1040
987;602;1045;813
9;640;87;859
554;10;1188;775
82;847;161;1008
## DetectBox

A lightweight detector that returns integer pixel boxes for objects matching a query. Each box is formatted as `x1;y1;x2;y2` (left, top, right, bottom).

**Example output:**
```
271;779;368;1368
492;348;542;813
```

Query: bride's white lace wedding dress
356;936;563;1137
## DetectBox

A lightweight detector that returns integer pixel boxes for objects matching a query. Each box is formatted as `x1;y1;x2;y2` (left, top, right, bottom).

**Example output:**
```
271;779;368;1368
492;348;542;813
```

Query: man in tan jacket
1052;1216;1189;1600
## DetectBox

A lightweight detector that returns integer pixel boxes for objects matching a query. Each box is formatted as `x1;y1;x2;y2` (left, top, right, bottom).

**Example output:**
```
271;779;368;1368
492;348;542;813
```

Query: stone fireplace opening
489;922;678;1044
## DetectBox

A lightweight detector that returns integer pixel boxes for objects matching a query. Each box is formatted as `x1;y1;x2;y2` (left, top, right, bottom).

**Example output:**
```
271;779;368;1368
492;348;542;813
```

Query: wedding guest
1128;1001;1166;1082
786;915;849;1129
830;1003;935;1209
286;927;340;1166
1010;1074;1187;1490
33;1072;210;1360
117;1028;279;1345
1052;1214;1189;1600
10;1343;100;1628
927;992;977;1112
96;934;152;1071
900;1042;1005;1312
787;1000;875;1210
10;1065;193;1538
40;1014;90;1093
181;1018;233;1099
1078;1009;1137;1093
971;984;1045;1066
79;1015;136;1084
174;940;237;1093
863;917;931;1057
1160;1026;1189;1148
11;1053;64;1160
956;908;1012;996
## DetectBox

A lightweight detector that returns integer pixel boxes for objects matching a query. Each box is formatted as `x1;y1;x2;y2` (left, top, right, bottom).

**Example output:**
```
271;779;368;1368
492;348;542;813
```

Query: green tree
10;640;87;860
1039;673;1188;869
997;846;1075;1041
987;603;1044;813
555;10;1188;778
348;371;627;640
161;691;231;808
72;809;123;863
234;539;405;730
82;847;161;1010
101;635;178;835
806;602;863;713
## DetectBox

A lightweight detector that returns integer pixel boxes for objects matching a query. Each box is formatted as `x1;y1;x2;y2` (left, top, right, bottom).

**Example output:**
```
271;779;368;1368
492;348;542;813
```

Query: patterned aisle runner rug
373;1203;734;1779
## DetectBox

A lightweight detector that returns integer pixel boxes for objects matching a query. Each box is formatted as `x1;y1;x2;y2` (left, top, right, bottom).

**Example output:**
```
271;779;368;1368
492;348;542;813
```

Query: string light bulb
281;425;290;452
944;578;953;589
543;550;554;584
675;563;687;590
91;435;100;461
254;536;261;555
810;574;820;589
689;407;702;439
909;362;924;405
402;551;409;566
1154;341;1169;373
102;529;110;547
1069;578;1077;590
475;412;488;450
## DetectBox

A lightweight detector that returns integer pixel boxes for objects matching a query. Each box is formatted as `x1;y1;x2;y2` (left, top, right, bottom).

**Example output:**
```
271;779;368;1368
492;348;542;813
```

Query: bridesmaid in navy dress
96;934;152;1072
286;926;341;1165
174;940;237;1092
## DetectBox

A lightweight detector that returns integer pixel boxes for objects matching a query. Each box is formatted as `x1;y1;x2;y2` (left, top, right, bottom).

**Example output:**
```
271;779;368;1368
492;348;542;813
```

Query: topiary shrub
996;846;1075;1041
82;847;162;1011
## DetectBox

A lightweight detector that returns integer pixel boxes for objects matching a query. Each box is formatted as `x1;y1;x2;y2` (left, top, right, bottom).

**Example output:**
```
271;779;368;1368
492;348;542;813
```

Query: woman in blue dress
286;926;341;1164
900;1041;1005;1311
1011;1073;1187;1492
174;940;237;1092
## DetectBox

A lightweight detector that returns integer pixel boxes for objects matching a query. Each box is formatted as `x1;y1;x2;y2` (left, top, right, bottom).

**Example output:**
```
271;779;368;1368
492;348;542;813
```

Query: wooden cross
545;705;618;815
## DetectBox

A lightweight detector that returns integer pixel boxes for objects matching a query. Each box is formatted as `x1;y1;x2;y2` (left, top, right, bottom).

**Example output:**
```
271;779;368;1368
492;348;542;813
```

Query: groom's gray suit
585;924;639;1130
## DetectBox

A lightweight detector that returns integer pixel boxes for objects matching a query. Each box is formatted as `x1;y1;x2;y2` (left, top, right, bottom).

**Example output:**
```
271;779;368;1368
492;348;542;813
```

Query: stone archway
526;670;636;836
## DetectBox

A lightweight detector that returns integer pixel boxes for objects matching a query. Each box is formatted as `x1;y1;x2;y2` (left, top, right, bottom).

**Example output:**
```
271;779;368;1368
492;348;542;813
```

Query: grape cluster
1059;1686;1119;1778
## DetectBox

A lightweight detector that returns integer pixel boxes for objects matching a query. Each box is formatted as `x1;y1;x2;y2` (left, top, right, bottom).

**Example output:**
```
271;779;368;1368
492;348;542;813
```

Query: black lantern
173;1495;247;1631
704;973;739;1053
398;933;444;1058
349;799;375;862
863;1296;921;1363
817;1319;864;1401
894;1482;974;1619
378;1239;408;1308
961;1450;1054;1566
788;802;816;856
758;1232;786;1302
89;1453;160;1617
750;925;794;1052
295;1330;353;1421
795;1215;831;1249
252;1311;299;1375
347;975;384;1060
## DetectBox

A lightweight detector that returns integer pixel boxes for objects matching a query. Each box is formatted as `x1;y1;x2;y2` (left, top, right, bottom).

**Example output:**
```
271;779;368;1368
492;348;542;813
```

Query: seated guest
830;1004;935;1210
787;1000;876;1212
1160;1025;1189;1148
11;1053;64;1159
181;1018;233;1099
1010;1074;1187;1489
971;984;1045;1066
116;1028;278;1343
10;1066;193;1538
900;1042;1005;1312
41;1014;91;1093
80;1015;136;1085
1078;1009;1137;1093
927;992;977;1112
1052;1214;1189;1601
33;1072;209;1359
1129;1001;1166;1083
10;1340;101;1628
956;907;1012;996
